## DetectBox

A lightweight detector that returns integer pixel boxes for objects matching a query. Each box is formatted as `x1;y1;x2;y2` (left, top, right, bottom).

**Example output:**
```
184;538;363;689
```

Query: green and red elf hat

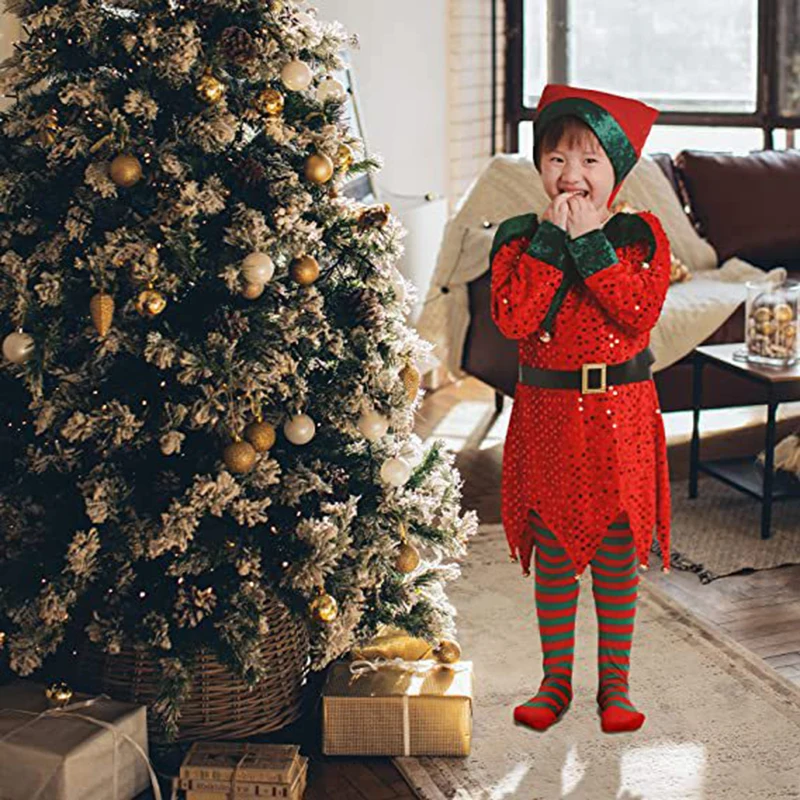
533;84;660;208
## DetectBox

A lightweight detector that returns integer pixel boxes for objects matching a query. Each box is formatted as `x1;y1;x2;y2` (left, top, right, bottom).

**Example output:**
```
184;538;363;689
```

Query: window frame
501;0;798;154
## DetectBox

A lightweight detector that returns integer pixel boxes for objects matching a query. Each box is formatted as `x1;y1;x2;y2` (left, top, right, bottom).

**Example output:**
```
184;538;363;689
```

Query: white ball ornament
241;252;275;285
357;410;389;442
281;60;313;92
316;77;346;103
284;413;316;445
2;331;34;364
380;457;412;487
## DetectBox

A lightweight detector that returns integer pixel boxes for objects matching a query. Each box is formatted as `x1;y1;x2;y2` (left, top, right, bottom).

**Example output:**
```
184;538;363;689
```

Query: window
504;0;800;155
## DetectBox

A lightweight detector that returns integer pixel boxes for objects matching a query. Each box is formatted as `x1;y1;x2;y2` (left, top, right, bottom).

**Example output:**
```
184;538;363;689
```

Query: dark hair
533;114;598;168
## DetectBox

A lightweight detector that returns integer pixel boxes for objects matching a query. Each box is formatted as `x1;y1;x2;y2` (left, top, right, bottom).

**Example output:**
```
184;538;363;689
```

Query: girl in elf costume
490;84;672;734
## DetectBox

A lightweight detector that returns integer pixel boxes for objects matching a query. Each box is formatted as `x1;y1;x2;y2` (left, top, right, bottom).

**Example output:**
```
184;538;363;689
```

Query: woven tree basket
74;589;311;742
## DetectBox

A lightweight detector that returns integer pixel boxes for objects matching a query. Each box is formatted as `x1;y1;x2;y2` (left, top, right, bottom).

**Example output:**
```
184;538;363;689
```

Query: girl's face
540;130;616;211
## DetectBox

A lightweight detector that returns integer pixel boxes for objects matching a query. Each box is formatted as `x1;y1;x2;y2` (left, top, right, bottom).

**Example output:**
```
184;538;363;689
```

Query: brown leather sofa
463;149;800;413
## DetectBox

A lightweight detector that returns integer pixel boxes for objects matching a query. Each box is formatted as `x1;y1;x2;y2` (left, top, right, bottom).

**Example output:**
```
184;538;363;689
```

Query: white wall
314;0;450;200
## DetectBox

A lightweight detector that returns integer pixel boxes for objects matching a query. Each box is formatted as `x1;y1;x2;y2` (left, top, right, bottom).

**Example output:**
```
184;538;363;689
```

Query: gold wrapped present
178;742;307;799
321;658;473;757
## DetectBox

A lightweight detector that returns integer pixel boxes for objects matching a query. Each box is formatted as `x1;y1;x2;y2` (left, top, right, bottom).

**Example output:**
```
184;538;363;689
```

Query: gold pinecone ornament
90;292;115;337
290;255;320;286
309;588;338;623
357;203;391;231
399;364;420;402
304;152;334;185
337;143;354;171
223;438;257;474
135;288;167;317
109;154;143;188
196;70;226;104
244;419;276;453
433;639;462;664
255;88;285;116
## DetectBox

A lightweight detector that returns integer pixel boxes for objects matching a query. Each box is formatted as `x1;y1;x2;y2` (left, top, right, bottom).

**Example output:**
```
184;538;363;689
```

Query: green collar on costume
489;210;656;267
534;97;637;186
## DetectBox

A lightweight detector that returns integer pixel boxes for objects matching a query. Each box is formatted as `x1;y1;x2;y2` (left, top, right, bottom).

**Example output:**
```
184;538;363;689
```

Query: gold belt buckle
581;362;607;394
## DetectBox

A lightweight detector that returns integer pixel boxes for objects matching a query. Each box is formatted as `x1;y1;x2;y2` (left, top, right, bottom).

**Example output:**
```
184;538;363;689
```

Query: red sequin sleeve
566;211;672;335
490;218;569;340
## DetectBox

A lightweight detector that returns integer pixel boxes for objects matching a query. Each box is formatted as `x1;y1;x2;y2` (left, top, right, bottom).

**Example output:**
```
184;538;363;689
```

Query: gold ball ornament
2;331;35;364
241;282;265;300
244;420;276;453
136;288;167;317
304;152;335;185
290;255;320;286
399;365;421;402
433;639;462;664
223;439;257;474
109;154;143;188
309;590;338;623
395;541;420;574
90;292;115;337
255;88;285;116
337;143;355;171
196;70;226;104
45;681;74;708
281;59;313;92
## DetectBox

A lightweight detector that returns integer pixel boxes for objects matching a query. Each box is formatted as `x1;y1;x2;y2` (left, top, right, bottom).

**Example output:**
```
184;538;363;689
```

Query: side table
689;343;800;539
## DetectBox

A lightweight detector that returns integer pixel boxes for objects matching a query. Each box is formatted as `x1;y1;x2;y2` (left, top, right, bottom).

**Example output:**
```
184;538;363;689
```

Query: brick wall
448;0;505;210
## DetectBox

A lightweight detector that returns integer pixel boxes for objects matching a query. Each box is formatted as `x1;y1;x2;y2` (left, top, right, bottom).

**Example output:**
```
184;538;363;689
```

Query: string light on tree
2;331;34;364
284;413;315;445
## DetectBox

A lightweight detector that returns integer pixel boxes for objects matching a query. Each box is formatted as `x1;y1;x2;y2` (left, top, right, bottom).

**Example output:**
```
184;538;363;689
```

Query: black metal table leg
494;390;505;415
761;390;778;539
689;353;704;499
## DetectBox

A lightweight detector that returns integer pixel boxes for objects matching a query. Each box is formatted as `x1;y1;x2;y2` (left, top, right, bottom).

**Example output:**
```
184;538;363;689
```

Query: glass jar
744;278;799;367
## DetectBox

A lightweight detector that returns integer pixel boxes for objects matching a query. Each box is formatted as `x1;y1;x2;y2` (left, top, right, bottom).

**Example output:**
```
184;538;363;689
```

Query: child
489;84;672;734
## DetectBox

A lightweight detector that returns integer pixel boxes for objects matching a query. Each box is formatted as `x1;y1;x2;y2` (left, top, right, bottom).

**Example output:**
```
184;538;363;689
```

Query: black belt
518;348;655;394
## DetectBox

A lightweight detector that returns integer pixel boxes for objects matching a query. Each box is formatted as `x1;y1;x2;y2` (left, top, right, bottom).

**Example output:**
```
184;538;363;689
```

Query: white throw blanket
416;154;786;376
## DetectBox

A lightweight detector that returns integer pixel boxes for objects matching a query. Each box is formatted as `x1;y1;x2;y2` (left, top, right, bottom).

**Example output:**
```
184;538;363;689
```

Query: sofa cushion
675;149;800;269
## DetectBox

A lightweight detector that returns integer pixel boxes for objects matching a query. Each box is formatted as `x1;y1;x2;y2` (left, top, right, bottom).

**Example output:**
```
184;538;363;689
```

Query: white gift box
0;680;154;800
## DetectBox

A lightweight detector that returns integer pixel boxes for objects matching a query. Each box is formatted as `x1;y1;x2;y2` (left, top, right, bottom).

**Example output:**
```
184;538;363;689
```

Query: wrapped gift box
0;680;151;800
179;741;308;799
321;659;473;757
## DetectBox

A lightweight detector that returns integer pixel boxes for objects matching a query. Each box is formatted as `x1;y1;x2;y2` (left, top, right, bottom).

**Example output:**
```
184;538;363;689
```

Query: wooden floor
291;376;800;799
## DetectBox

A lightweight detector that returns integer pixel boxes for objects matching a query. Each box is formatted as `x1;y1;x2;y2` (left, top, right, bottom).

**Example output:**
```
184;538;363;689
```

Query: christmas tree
0;0;477;737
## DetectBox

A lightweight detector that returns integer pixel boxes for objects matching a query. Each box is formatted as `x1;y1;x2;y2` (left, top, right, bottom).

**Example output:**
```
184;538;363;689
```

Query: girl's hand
541;192;579;231
566;194;606;238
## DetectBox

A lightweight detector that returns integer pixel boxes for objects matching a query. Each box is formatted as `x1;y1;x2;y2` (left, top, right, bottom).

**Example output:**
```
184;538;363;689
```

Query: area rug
651;473;800;583
392;523;800;800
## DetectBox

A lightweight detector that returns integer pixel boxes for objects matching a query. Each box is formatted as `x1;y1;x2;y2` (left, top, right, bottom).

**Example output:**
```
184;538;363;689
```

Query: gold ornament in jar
744;279;800;365
254;88;285;116
45;681;74;708
774;303;795;323
304;152;335;185
90;292;115;337
433;639;462;664
244;419;276;453
136;288;167;317
223;438;257;474
109;154;143;188
196;70;226;104
290;255;320;286
309;589;338;623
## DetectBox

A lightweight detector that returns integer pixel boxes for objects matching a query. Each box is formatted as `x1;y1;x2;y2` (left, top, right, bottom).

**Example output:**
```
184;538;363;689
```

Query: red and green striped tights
513;509;646;734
